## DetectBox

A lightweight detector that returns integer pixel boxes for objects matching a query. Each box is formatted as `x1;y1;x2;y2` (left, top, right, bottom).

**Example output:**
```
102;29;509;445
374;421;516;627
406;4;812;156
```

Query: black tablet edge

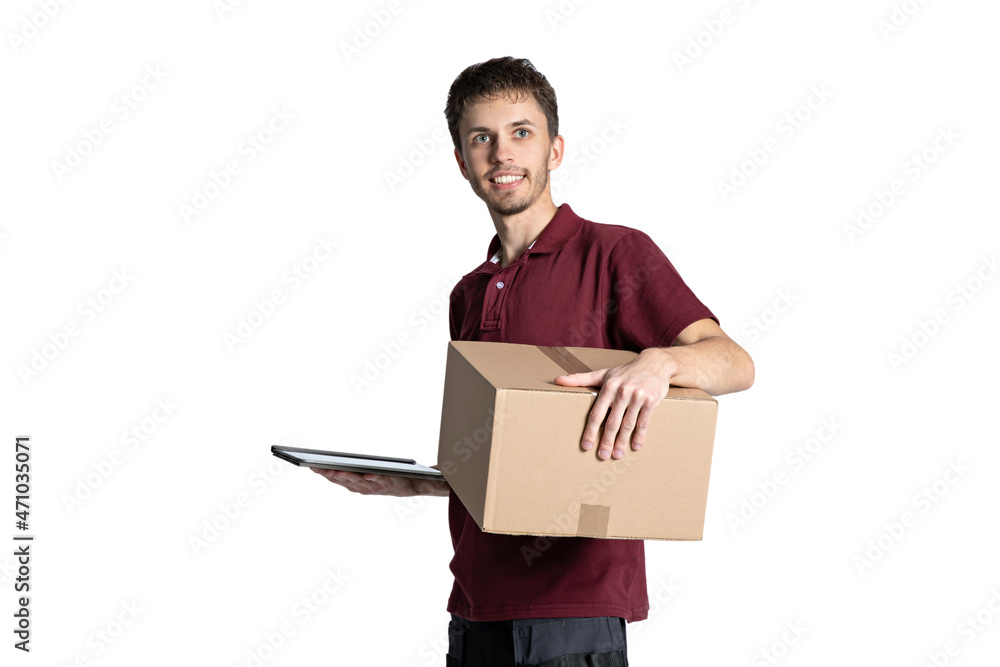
271;444;417;466
270;449;444;481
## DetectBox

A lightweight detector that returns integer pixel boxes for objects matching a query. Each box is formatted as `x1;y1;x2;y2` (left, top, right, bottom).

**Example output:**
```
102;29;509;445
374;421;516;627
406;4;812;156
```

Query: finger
312;467;347;478
634;387;664;450
311;467;342;482
582;389;614;452
631;405;652;451
554;368;606;388
340;474;382;495
599;394;629;460
362;473;413;496
315;469;369;491
614;402;643;457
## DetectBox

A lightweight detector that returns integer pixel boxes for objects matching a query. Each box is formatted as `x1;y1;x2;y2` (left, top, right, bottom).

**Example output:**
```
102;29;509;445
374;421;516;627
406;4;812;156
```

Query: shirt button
496;281;504;289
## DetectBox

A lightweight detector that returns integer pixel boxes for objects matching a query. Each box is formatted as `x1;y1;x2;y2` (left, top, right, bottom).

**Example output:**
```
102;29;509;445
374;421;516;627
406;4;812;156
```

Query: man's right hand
310;468;450;497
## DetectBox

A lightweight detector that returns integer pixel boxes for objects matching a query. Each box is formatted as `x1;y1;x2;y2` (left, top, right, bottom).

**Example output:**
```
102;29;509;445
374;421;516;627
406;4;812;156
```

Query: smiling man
314;57;754;666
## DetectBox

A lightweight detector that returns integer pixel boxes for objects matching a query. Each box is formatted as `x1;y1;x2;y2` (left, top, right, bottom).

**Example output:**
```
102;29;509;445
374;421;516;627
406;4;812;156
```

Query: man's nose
491;135;514;162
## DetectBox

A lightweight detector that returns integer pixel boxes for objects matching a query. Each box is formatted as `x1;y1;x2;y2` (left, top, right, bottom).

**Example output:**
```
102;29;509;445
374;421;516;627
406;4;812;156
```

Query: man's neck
489;197;559;268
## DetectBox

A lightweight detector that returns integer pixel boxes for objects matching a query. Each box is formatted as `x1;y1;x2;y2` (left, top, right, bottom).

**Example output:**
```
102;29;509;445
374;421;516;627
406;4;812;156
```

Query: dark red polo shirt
446;203;717;623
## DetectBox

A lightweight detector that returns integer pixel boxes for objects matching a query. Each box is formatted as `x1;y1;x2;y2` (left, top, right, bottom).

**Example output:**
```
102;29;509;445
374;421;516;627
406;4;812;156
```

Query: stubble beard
472;165;549;216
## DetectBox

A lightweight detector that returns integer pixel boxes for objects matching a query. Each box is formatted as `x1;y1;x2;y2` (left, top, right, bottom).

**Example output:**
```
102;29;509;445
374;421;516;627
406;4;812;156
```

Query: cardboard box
436;341;719;541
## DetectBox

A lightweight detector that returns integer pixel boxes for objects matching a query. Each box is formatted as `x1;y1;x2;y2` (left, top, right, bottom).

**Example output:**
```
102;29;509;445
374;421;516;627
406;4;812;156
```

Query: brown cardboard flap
577;503;611;537
448;341;595;393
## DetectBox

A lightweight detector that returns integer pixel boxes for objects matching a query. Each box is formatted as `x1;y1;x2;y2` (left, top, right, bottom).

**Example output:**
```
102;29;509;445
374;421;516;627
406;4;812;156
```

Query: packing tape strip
577;503;611;538
538;346;592;376
544;348;607;537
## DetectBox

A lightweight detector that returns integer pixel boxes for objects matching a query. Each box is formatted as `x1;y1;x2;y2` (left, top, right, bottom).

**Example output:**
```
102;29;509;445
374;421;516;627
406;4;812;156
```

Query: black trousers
446;614;629;667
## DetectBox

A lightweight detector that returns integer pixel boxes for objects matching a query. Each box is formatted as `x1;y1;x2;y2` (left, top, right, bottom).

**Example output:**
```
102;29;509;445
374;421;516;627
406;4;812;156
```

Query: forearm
312;468;452;497
649;335;754;396
415;479;452;497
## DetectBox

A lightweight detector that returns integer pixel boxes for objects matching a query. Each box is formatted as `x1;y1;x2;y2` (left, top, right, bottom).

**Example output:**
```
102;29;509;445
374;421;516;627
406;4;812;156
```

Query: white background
2;0;999;665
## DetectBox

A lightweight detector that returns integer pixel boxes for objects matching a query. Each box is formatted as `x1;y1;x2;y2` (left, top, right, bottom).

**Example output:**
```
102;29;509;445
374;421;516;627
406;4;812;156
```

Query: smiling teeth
492;175;523;184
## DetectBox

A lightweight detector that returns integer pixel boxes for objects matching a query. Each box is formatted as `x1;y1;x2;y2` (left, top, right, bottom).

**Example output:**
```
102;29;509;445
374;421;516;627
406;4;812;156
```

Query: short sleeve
449;288;460;341
605;230;717;350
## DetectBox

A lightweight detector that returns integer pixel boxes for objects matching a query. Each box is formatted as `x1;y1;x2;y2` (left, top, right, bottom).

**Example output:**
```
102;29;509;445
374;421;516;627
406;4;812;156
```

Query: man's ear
454;147;470;181
547;134;565;171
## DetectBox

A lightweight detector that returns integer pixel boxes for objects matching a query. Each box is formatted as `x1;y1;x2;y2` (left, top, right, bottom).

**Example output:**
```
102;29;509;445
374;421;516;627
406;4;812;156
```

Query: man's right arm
310;467;450;497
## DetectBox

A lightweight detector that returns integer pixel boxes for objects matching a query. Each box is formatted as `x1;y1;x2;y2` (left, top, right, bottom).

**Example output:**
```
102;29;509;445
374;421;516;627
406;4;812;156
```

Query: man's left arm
553;318;754;461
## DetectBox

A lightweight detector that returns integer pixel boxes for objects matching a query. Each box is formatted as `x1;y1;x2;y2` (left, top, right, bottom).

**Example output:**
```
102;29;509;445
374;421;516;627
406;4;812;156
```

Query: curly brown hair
444;56;559;152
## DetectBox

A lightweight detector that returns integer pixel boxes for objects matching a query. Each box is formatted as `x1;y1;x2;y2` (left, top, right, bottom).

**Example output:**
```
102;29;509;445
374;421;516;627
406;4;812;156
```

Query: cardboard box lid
449;341;717;402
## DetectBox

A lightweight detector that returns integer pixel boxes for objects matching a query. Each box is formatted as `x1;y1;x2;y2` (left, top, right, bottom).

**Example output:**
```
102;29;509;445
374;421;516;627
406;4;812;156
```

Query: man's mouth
490;174;524;185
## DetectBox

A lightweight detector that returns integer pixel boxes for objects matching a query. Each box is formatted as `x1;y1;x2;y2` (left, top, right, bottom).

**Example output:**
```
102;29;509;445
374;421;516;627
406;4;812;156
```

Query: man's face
455;93;562;216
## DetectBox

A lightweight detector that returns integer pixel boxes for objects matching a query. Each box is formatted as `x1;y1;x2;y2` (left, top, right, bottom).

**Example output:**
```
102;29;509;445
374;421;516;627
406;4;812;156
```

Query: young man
314;57;754;666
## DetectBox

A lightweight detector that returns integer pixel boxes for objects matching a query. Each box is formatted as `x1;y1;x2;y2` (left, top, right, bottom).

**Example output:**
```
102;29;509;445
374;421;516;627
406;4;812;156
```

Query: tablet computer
271;444;445;481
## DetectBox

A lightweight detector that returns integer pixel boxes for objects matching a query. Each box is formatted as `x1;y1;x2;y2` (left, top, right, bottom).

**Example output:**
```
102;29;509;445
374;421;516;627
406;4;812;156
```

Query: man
314;57;754;666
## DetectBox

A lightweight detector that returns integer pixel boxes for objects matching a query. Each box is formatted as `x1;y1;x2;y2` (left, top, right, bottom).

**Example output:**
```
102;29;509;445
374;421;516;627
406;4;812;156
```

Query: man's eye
474;135;489;143
516;129;530;137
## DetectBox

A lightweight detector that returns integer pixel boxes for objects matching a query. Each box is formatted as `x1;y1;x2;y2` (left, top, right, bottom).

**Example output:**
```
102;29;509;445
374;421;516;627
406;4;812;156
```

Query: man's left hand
553;348;675;461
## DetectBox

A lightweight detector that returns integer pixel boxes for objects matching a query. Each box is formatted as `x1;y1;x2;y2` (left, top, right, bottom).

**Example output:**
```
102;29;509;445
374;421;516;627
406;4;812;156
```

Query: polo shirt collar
482;203;584;267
